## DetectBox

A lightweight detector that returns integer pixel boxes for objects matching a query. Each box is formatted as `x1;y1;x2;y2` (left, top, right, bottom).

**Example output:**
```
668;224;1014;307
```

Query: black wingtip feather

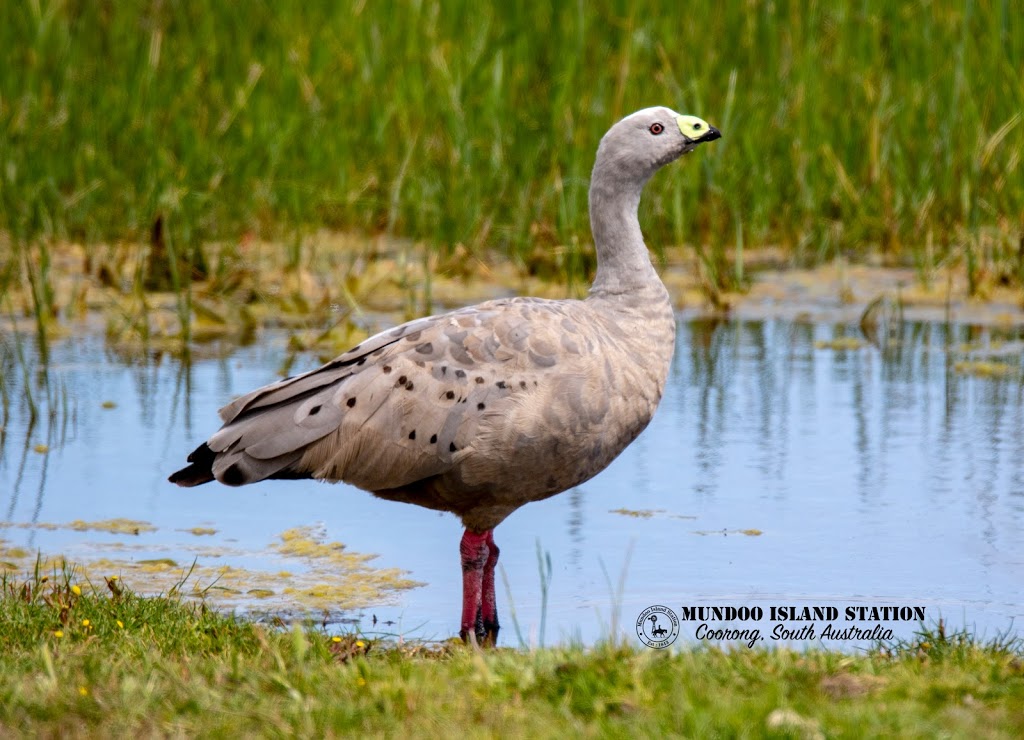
168;442;216;487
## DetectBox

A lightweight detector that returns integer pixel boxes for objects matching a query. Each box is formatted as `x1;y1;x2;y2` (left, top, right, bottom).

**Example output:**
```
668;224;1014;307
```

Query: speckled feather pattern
174;106;719;533
206;284;674;531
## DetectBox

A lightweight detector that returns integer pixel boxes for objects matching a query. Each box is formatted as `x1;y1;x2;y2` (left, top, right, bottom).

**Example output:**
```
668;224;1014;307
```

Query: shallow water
2;318;1023;649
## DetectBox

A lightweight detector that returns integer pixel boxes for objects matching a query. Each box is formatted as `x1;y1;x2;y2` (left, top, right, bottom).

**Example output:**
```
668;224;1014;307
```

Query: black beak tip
704;126;722;142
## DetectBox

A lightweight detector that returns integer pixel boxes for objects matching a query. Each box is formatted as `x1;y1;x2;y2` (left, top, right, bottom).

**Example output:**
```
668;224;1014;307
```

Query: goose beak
675;115;722;149
679;124;721;155
697;126;722;143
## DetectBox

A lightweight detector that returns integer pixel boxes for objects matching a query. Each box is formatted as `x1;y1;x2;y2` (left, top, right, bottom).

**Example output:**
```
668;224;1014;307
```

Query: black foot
460;608;499;647
482;619;499;647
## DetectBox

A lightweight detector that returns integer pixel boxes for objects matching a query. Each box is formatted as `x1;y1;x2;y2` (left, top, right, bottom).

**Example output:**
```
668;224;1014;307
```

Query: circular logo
636;605;680;648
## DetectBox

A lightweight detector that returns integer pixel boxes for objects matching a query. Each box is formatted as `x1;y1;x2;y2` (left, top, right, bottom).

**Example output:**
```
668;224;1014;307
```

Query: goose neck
588;171;659;296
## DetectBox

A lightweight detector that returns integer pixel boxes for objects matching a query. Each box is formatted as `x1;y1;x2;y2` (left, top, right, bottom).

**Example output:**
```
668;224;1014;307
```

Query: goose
170;107;721;644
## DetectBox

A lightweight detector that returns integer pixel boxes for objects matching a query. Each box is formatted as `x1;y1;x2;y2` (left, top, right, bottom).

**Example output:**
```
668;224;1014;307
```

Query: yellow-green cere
676;114;712;139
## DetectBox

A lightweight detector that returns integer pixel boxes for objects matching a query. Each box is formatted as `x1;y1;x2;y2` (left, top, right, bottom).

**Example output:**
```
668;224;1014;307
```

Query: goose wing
170;297;587;492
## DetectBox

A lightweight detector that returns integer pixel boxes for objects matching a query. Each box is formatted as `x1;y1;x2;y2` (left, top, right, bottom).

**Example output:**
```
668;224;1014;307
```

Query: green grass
1;565;1023;736
1;1;1022;284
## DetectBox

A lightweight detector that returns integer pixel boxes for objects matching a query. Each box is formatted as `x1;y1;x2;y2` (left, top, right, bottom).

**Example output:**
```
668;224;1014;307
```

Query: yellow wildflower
53;630;64;638
81;619;90;627
71;585;81;596
331;636;342;643
117;620;124;629
356;640;366;648
78;687;88;696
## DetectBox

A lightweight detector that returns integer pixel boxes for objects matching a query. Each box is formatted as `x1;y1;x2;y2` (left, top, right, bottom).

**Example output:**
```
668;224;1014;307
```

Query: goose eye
693;123;703;131
649;122;664;135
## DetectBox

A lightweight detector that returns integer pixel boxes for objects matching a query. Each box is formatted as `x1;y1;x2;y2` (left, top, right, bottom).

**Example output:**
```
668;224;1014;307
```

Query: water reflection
1;318;1022;646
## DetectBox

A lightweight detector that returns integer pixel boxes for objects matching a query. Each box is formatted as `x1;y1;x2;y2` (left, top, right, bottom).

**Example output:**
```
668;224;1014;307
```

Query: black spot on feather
449;442;457;452
383;365;392;374
455;369;466;378
416;342;433;354
309;405;322;416
430;434;438;444
409;430;416;440
477;403;485;410
496;381;507;389
222;464;246;486
346;397;356;408
445;390;455;400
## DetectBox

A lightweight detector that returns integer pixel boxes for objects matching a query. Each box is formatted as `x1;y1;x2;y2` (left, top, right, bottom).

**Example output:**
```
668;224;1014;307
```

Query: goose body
171;107;721;643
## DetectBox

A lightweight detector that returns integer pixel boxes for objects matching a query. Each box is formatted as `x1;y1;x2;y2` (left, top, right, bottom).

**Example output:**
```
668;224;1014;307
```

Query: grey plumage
170;107;721;639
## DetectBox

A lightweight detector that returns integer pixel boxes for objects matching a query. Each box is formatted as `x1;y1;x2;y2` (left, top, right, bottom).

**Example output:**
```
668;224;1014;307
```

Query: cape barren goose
170;108;721;644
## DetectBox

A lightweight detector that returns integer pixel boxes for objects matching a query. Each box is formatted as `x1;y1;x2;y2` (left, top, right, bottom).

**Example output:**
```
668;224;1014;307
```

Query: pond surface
2;317;1023;649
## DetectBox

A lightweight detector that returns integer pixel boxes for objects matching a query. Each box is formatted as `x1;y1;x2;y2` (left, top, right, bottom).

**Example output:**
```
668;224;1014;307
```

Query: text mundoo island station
680;605;928;648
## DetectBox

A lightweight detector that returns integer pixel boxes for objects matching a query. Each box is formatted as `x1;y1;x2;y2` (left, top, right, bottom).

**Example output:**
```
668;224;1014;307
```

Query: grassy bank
1;1;1022;283
1;567;1022;736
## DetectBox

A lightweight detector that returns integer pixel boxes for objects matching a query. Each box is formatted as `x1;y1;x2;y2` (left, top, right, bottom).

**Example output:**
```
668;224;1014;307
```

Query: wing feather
180;298;597;495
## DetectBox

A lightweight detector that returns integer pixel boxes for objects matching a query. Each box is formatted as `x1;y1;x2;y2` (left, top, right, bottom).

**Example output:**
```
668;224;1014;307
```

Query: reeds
0;1;1021;293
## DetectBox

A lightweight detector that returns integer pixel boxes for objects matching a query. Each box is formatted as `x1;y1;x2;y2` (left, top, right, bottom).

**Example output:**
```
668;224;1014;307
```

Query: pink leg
460;529;490;643
481;530;500;645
